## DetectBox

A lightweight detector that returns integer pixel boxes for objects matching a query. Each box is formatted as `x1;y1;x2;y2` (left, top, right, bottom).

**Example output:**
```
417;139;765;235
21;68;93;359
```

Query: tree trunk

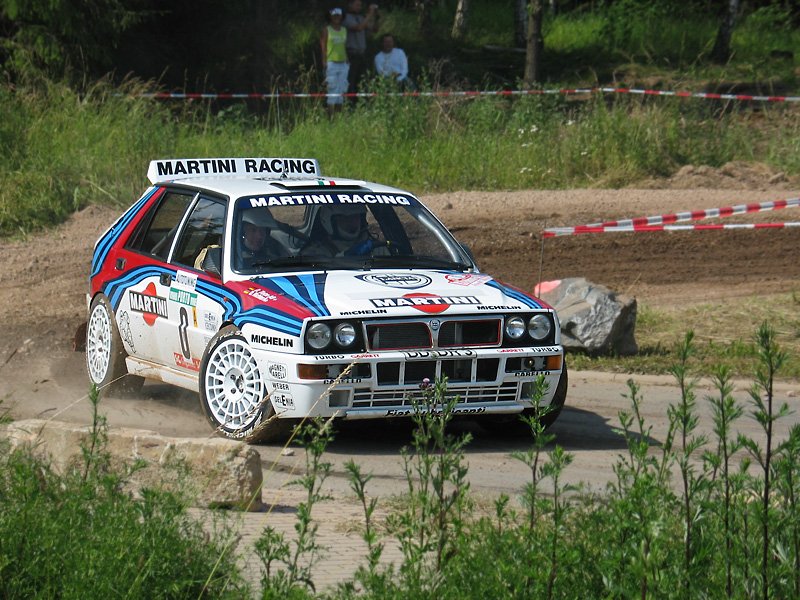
710;0;740;63
523;1;543;88
415;0;435;34
514;0;527;47
452;0;470;39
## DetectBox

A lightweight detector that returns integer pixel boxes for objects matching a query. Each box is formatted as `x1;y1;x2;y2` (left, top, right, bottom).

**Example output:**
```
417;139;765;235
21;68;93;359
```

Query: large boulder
535;277;638;355
0;420;264;511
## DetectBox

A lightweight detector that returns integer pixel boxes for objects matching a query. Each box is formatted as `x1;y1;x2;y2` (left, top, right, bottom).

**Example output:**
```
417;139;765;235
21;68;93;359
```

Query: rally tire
481;363;568;436
199;326;295;443
85;295;144;397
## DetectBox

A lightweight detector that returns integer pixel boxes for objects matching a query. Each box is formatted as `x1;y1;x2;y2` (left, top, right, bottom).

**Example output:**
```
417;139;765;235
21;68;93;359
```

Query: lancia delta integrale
86;158;567;441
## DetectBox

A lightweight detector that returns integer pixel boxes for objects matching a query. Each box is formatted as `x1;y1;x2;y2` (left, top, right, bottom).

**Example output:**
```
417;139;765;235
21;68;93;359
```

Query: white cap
330;8;342;15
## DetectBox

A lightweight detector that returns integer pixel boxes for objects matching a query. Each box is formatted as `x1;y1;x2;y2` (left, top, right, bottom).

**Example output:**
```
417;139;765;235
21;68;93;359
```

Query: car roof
147;157;414;200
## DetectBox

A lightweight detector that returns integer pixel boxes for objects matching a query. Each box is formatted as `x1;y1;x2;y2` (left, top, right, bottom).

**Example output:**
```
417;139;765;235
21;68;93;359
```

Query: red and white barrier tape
548;222;800;235
543;197;800;237
124;87;800;102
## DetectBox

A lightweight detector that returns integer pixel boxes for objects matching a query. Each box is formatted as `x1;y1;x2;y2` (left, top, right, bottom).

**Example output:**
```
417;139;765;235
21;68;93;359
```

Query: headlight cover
528;314;552;340
307;322;332;350
505;316;526;339
334;322;356;347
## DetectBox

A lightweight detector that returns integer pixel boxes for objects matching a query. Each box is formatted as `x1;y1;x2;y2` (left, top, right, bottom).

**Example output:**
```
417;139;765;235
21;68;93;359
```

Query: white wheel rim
204;338;264;431
86;304;112;384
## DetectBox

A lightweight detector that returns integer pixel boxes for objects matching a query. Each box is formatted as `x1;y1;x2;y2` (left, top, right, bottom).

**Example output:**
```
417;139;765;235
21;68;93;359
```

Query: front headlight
505;316;526;339
334;322;356;347
528;314;552;341
307;322;332;350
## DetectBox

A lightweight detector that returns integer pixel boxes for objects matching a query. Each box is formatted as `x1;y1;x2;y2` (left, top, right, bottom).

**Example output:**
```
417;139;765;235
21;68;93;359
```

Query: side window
126;191;195;260
172;197;226;269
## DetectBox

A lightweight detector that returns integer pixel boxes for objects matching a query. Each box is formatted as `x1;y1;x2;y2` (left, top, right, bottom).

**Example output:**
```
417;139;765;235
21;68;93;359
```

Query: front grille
365;317;502;351
367;322;431;350
352;382;520;409
438;319;501;347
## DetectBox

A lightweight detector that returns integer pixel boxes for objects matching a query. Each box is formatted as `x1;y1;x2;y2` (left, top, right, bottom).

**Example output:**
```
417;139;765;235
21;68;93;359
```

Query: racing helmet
241;208;278;229
319;204;367;241
239;208;278;255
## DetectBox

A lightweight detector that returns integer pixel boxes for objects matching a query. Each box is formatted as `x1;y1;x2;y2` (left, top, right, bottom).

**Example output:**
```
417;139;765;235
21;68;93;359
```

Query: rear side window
172;197;226;269
126;191;195;259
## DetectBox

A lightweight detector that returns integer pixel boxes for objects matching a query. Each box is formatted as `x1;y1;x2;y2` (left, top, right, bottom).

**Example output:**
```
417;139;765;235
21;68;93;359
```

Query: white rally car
86;158;566;442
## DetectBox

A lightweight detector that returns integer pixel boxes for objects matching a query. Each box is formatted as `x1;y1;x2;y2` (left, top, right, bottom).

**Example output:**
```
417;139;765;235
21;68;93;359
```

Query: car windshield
231;192;474;274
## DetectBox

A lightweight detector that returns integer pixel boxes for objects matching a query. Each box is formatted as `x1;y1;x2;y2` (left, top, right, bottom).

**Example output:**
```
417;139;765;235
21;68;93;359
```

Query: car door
118;189;196;366
164;196;227;373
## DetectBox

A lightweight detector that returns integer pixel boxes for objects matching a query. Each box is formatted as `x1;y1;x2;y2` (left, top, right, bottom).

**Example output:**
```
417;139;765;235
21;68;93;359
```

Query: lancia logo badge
356;273;432;289
429;319;441;331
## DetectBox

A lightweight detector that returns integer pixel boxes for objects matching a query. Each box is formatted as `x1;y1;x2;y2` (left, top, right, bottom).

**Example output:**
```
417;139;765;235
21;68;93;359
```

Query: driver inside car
238;207;289;269
302;204;390;257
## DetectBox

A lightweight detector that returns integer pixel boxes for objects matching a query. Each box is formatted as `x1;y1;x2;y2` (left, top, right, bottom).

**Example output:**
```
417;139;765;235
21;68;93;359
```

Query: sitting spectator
374;33;416;91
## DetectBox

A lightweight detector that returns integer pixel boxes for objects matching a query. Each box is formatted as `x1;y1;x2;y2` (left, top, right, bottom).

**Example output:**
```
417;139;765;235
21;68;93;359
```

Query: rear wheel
481;364;568;435
85;295;144;396
199;326;295;443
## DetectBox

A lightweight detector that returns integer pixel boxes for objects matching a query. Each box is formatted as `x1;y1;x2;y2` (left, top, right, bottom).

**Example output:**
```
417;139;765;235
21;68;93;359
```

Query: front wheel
85;295;144;397
199;326;295;443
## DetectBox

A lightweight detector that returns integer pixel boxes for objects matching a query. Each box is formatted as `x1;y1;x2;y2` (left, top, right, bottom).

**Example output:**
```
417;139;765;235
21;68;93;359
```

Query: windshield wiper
363;255;470;271
251;256;342;270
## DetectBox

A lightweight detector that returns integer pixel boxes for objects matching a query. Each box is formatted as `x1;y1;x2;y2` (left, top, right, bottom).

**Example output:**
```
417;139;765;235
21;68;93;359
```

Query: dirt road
1;163;800;502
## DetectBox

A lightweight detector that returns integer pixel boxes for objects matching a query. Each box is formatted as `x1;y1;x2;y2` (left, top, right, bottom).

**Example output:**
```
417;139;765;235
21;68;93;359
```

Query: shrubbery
2;324;798;598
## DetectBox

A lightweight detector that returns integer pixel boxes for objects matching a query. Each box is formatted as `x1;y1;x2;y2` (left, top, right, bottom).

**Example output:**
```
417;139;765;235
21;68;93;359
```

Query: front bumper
252;345;564;420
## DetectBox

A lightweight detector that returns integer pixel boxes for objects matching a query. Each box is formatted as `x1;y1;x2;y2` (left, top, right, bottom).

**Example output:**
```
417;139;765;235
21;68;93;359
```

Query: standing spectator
320;7;349;119
374;33;416;91
343;0;380;96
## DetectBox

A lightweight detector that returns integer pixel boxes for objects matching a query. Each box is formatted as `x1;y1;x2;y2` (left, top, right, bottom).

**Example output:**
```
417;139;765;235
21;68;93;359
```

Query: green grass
569;292;800;377
5;81;798;236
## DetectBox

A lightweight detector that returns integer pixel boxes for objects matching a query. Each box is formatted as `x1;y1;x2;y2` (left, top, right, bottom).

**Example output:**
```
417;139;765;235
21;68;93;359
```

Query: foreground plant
602;379;679;598
255;418;334;598
387;377;472;593
740;322;791;600
667;331;710;596
0;385;248;599
773;424;800;598
703;363;745;597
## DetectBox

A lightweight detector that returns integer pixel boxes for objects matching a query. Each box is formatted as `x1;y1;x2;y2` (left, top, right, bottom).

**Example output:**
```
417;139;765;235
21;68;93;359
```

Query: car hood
242;270;553;318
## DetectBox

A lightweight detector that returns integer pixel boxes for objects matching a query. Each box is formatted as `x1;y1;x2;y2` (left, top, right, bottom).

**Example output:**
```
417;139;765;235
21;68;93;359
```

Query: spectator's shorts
326;62;349;105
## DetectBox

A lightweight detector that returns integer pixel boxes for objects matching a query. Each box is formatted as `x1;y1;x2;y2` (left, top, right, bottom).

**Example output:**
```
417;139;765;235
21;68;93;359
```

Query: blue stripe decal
90;188;158;278
253;273;330;317
234;308;303;336
100;265;306;337
194;279;240;321
102;265;173;309
486;280;543;310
